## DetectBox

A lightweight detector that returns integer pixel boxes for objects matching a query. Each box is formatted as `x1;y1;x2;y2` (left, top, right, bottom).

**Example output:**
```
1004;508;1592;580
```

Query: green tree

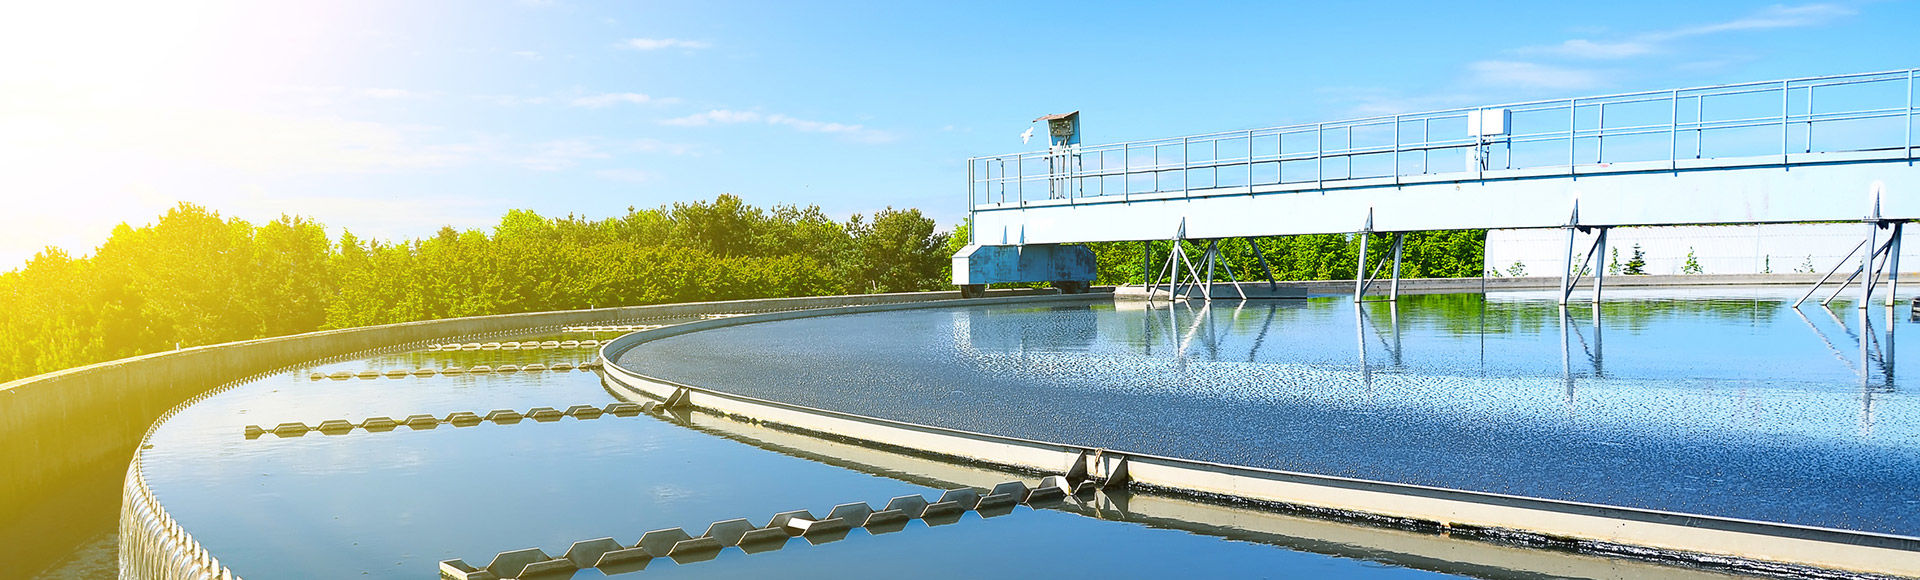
846;207;949;293
1624;244;1648;275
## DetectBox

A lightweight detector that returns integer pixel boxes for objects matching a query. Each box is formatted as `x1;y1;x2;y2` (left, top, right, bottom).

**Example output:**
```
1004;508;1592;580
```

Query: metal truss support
1795;219;1904;309
1147;224;1210;303
1248;238;1279;292
1888;222;1904;308
1559;226;1609;305
1200;240;1248;301
1354;232;1405;303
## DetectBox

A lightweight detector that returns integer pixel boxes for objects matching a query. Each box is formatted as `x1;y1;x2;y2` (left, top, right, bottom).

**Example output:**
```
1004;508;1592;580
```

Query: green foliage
844;207;949;294
1682;248;1703;274
0;196;955;383
1083;230;1486;285
1624;244;1648;275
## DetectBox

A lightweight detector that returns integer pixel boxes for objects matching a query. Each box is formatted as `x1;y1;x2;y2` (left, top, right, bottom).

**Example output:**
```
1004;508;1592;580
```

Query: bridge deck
967;68;1920;244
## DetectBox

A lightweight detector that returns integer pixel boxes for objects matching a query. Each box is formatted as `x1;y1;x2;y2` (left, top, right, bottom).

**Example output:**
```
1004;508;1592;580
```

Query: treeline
0;195;949;383
4;197;1486;384
948;224;1486;286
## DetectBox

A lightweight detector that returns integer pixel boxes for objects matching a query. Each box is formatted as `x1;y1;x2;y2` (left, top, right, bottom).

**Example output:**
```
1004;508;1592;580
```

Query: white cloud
660;109;765;126
357;87;421;99
660;109;894;143
621;38;710;51
265;85;431;107
1521;3;1853;60
766;114;864;134
569;92;666;107
1318;87;1486;118
1524;39;1659;60
473;94;553;106
509;139;609;171
1467;61;1606;92
629;138;700;156
510;50;541;60
1661;3;1853;38
593;168;652;183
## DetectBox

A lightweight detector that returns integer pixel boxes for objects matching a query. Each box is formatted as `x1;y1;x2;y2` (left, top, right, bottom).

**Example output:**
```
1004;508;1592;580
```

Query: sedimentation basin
603;283;1920;578
8;279;1918;578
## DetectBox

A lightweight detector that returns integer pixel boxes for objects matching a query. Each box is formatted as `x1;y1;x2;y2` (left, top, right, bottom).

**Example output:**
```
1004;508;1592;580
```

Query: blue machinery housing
952;68;1920;303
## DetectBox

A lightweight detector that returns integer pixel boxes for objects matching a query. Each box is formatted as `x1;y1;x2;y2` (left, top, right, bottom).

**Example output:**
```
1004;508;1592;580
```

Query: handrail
968;68;1920;209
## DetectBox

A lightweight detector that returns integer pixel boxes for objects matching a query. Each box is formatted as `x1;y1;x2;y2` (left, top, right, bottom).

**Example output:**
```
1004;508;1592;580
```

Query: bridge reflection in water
618;287;1911;535
1103;289;1901;437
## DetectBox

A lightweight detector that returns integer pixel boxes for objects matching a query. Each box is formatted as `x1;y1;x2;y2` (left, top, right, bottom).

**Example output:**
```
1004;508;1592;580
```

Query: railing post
1596;102;1605;164
1568;98;1578;173
1246;129;1255;193
1907;69;1914;156
1015;153;1023;205
1392;115;1401;184
1098;149;1113;199
1669;90;1679;171
1316;123;1325;189
966;158;975;212
1182;137;1191;197
1696;95;1704;159
1781;79;1791;165
1213;137;1221;189
1123;145;1131;202
1806;83;1816;153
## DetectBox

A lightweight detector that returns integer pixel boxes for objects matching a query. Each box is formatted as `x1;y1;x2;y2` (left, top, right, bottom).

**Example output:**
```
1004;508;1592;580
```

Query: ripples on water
137;329;1472;578
625;287;1920;536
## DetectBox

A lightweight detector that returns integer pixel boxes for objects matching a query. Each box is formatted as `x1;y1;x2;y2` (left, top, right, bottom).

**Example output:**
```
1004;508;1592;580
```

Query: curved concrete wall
599;294;1920;578
0;288;1020;578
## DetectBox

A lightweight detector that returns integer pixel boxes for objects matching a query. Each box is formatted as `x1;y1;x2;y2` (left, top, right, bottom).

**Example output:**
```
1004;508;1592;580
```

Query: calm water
136;330;1474;578
622;287;1920;536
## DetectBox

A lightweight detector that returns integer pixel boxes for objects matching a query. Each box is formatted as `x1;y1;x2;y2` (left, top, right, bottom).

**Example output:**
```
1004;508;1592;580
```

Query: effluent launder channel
113;286;1919;579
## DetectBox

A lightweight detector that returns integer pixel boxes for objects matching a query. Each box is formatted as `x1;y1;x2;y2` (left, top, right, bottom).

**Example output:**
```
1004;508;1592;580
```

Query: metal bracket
1146;220;1212;303
1354;231;1405;303
663;386;694;410
1064;449;1132;489
1796;219;1905;309
1559;226;1608;305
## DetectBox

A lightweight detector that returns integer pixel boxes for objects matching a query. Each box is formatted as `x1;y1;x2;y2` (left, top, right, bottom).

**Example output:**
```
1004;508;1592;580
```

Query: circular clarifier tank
134;322;1566;578
618;287;1920;537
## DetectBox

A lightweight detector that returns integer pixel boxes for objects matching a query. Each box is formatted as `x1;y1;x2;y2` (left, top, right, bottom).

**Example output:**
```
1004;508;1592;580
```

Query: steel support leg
1592;228;1609;304
1205;240;1219;301
1141;240;1153;286
1888;222;1904;308
1862;220;1880;310
1249;238;1278;292
1559;226;1577;305
1796;238;1867;308
1217;241;1248;300
1354;231;1371;302
1389;232;1405;301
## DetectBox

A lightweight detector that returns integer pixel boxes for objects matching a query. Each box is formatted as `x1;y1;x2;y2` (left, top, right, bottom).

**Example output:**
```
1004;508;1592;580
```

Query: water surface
622;287;1920;536
137;329;1479;578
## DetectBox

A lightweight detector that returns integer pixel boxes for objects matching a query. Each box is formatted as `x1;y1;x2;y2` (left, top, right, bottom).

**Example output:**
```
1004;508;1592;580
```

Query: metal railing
968;68;1919;209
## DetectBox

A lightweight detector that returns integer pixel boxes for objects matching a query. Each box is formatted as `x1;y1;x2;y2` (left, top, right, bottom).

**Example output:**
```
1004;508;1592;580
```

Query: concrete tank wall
0;288;1036;577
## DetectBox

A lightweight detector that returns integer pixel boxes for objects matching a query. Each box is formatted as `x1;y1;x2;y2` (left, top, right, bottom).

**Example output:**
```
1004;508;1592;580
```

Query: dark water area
127;331;1473;579
623;287;1920;536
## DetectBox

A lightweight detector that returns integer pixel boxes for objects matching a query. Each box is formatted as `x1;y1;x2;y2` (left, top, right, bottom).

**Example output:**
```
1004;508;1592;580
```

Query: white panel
970;159;1920;244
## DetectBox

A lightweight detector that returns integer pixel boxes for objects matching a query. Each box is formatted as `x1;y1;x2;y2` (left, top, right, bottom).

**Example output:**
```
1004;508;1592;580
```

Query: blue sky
1;0;1915;267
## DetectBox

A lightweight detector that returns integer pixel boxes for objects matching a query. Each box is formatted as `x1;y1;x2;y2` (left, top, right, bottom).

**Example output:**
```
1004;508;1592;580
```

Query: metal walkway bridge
953;68;1920;305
